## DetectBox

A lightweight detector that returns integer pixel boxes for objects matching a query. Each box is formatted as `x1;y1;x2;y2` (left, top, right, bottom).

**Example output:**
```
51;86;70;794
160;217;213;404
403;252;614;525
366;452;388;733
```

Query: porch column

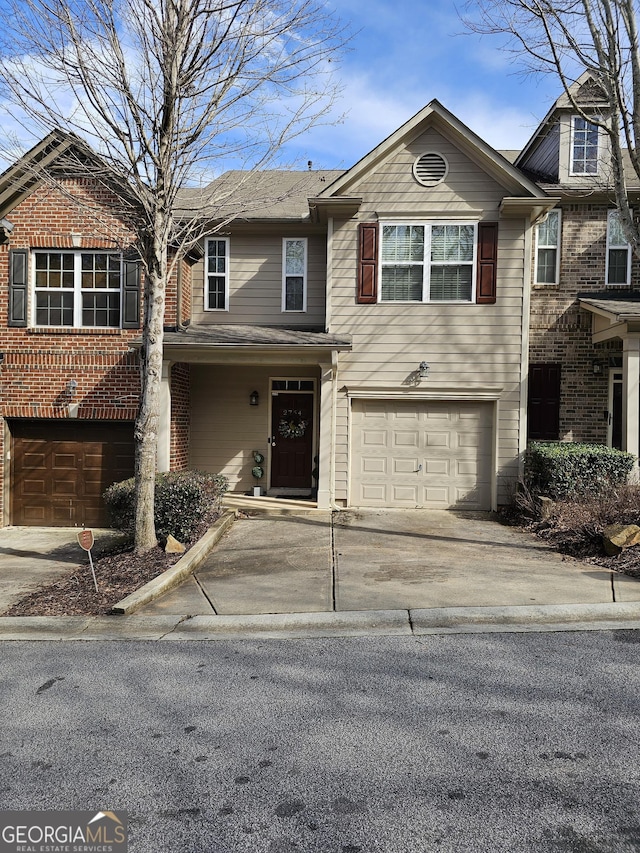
622;336;640;457
157;360;172;472
317;359;335;509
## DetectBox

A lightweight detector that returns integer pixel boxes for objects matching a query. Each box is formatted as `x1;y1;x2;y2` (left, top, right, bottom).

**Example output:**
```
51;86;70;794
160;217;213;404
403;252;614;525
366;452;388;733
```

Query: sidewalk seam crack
194;575;218;614
611;571;617;604
159;614;192;639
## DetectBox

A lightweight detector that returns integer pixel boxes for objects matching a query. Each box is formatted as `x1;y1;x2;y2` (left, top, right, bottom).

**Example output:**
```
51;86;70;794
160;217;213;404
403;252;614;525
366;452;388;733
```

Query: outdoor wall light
592;360;603;375
67;378;78;397
418;361;430;379
249;390;259;406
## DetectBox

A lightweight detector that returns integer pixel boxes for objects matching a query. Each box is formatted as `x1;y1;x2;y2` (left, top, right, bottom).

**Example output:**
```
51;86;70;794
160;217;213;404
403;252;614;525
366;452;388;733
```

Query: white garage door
351;399;493;509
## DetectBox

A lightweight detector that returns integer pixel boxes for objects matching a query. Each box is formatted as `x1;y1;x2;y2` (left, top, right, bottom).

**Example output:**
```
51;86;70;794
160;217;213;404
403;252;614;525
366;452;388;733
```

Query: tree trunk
134;230;168;552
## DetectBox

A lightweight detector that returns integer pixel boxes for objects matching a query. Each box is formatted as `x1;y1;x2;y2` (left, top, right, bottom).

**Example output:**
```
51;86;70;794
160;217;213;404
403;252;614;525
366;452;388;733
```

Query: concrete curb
410;602;640;634
1;602;640;641
111;510;236;615
163;610;412;640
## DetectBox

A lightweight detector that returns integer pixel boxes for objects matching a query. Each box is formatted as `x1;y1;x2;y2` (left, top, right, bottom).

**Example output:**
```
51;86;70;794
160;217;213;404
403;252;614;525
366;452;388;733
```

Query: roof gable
515;72;608;175
320;99;546;200
0;130;75;218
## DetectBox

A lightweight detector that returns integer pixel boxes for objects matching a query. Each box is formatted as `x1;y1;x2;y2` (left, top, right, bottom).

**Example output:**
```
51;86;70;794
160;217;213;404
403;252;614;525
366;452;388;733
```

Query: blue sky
0;0;564;174
293;0;561;169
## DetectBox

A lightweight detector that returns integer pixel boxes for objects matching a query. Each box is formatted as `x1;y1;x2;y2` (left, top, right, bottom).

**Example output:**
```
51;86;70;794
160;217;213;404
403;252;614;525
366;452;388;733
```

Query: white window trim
570;115;600;176
31;249;123;329
378;221;477;303
204;236;230;312
606;209;632;286
281;237;308;313
534;209;561;285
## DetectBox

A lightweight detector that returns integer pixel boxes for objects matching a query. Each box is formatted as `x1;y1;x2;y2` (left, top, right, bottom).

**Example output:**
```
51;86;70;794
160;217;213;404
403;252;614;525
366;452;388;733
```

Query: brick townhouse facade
0;133;192;526
517;74;640;457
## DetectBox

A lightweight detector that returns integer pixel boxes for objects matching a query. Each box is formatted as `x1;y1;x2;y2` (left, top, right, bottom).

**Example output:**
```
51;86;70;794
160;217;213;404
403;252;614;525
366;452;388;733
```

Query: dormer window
570;116;599;175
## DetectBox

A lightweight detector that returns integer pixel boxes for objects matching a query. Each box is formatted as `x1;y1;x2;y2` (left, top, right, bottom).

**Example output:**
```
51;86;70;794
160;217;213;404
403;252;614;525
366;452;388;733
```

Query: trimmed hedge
103;470;228;543
525;442;635;501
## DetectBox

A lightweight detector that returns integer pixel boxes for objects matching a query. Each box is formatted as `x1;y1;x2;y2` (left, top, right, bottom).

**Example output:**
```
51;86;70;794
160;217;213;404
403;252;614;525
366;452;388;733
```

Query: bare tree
464;0;640;251
0;0;346;550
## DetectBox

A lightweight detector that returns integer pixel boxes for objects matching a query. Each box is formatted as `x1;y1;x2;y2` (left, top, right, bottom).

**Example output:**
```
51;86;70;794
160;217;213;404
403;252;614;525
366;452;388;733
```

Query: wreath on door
278;409;308;439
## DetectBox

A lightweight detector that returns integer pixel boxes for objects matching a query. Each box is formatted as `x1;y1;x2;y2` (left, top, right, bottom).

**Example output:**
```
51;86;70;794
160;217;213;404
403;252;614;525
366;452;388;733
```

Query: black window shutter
476;222;498;304
122;260;141;329
357;222;378;303
9;249;28;327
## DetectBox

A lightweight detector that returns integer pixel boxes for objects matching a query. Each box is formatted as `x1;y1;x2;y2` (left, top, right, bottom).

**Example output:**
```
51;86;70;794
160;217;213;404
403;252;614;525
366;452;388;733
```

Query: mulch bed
3;513;220;617
508;489;640;580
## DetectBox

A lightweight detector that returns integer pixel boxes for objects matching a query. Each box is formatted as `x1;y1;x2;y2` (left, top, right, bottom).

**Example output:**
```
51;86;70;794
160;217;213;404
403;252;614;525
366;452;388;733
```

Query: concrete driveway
140;508;640;616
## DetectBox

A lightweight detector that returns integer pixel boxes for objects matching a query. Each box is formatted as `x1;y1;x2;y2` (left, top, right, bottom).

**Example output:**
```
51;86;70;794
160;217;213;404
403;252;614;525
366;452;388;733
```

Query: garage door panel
361;484;387;502
425;486;450;503
393;485;420;503
52;476;78;496
393;458;419;474
362;429;387;447
362;457;387;474
426;432;449;447
425;459;449;475
11;420;134;527
21;477;47;495
394;431;419;447
352;400;492;510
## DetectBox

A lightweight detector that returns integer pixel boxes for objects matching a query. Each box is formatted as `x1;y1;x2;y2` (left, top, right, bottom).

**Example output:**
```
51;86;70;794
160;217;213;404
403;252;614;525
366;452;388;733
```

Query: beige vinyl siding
189;364;319;492
192;233;327;327
348;127;511;213
327;123;529;505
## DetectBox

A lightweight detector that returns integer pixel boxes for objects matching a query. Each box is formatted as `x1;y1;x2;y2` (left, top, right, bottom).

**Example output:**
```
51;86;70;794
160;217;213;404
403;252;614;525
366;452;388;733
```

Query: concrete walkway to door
140;506;640;616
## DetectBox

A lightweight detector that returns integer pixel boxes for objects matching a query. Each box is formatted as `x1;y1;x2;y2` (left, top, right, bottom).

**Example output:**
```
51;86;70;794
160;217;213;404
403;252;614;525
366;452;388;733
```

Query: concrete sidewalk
1;506;640;640
139;507;640;617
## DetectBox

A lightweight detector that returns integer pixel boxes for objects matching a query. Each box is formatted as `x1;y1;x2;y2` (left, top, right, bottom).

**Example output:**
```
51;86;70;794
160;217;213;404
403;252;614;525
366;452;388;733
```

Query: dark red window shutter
476;222;498;304
357;222;378;304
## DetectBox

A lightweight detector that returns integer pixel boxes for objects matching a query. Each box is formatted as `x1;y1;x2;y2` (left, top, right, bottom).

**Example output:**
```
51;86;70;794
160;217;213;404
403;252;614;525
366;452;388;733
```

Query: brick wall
170;362;190;470
529;202;631;443
0;175;191;524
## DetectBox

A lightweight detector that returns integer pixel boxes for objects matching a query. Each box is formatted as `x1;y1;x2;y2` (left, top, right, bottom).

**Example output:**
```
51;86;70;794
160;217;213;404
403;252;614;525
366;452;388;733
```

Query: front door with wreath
270;392;314;489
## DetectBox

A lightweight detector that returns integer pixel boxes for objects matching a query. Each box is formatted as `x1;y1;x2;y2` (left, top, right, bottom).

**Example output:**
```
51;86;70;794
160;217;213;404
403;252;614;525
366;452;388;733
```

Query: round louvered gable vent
413;152;448;187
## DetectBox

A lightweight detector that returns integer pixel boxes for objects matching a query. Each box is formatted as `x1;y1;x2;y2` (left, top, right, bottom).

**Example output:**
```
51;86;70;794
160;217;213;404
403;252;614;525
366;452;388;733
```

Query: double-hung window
282;238;307;312
606;210;632;285
571;116;599;175
380;222;476;302
535;209;561;284
205;237;229;310
34;251;122;328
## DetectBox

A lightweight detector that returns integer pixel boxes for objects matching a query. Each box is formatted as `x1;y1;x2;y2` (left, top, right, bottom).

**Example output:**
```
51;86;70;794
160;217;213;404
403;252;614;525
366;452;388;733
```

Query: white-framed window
535;209;561;284
33;250;122;328
282;238;307;312
379;222;476;302
606;209;632;285
570;116;599;175
205;237;229;311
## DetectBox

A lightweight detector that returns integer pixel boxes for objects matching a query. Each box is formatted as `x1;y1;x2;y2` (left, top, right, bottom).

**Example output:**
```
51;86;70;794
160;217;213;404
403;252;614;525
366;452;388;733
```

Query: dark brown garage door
11;420;135;527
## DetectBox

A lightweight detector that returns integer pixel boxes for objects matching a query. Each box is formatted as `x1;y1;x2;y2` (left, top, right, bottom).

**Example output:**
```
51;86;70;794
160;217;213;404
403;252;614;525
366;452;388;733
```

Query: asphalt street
1;631;639;853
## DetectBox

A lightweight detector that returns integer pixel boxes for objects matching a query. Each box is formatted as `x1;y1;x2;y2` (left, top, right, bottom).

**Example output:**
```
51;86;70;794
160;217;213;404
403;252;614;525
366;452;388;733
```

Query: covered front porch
581;297;640;457
156;324;351;509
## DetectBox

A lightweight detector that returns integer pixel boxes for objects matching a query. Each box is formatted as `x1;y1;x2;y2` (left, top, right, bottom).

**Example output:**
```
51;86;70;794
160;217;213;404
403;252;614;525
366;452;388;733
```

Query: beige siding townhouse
166;101;553;511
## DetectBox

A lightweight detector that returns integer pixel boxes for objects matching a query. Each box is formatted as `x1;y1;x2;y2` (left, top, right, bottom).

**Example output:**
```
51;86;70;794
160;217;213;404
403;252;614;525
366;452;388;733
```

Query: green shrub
103;470;228;543
525;442;635;501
